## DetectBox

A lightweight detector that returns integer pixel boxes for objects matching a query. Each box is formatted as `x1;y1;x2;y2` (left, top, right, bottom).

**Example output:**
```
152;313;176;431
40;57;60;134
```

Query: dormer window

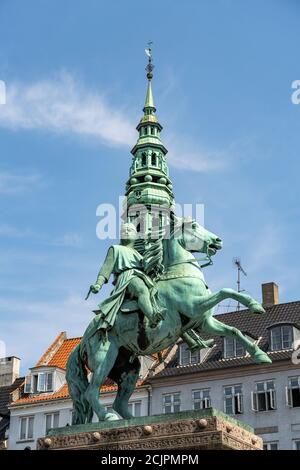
24;371;54;394
270;325;293;351
179;342;210;365
223;337;246;358
180;343;200;365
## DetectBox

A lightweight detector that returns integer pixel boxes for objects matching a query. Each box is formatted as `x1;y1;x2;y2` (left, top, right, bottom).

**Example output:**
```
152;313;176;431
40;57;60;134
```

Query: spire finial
145;41;154;80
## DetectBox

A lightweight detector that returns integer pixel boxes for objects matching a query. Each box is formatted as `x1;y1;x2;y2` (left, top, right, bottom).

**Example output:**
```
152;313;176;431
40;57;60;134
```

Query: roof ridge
35;332;67;367
216;299;300;319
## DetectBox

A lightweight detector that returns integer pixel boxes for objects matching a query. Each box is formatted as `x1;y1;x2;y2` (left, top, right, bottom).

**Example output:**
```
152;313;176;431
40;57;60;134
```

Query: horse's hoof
249;302;265;315
104;412;120;421
253;351;272;364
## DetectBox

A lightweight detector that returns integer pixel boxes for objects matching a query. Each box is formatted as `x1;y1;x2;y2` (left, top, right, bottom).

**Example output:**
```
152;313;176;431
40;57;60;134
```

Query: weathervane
145;41;154;80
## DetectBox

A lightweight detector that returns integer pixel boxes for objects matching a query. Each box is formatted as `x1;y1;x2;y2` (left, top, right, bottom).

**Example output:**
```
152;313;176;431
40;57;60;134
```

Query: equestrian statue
66;216;271;424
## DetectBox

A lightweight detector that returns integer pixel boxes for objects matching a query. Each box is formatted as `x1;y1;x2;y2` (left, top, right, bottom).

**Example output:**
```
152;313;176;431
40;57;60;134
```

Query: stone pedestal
37;408;262;451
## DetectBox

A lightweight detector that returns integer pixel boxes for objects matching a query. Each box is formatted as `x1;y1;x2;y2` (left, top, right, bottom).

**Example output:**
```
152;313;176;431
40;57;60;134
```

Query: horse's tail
66;344;93;424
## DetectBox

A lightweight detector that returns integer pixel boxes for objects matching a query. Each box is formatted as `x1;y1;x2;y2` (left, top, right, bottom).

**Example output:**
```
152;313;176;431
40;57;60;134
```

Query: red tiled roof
47;338;81;369
13;379;145;406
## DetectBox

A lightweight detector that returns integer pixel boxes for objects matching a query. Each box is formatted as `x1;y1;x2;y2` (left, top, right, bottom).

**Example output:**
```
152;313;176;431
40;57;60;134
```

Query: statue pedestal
37;408;262;451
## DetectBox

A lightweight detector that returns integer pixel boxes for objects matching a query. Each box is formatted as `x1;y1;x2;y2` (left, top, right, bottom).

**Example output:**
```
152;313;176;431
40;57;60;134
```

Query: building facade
147;283;300;450
7;282;300;450
0;357;23;450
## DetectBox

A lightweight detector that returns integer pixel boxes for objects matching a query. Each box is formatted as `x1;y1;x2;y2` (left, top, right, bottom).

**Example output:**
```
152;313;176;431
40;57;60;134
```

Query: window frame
251;380;277;412
162;392;181;414
45;412;59;434
270;324;293;351
19;415;34;441
286;376;300;408
223;384;243;415
179;343;200;366
128;400;142;417
37;372;54;392
192;388;211;410
223;337;246;358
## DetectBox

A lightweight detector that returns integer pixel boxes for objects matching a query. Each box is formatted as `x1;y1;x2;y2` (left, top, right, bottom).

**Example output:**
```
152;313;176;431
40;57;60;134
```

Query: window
263;441;278;450
224;337;246;358
150;127;155;135
142;153;147;166
128;401;142;417
286;376;300;408
151;154;157;166
163;393;181;414
193;389;211;410
270;325;293;351
180;343;200;365
294;440;300;450
24;375;32;393
37;372;53;392
19;416;34;440
224;385;243;415
252;380;276;412
26;371;54;393
45;412;59;433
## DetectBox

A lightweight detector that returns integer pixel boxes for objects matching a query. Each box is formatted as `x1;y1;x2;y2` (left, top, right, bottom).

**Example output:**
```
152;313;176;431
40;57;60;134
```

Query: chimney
262;282;279;308
0;356;20;387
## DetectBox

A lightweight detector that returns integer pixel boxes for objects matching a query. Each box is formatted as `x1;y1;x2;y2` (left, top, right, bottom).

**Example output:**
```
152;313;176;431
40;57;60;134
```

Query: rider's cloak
95;245;156;334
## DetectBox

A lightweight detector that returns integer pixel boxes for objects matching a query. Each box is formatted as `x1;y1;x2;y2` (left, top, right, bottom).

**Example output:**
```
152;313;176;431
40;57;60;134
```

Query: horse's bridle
165;226;214;271
166;250;213;271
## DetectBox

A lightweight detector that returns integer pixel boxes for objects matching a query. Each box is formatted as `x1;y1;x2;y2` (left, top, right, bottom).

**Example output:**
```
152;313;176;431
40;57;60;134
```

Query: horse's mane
142;219;181;278
143;236;164;278
134;216;192;279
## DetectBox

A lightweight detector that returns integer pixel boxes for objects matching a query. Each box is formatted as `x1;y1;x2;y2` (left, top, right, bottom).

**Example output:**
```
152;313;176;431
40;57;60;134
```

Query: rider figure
89;223;164;335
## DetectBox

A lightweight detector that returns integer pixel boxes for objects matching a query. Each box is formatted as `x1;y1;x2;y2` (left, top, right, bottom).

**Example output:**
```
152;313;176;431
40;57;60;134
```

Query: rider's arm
95;246;115;286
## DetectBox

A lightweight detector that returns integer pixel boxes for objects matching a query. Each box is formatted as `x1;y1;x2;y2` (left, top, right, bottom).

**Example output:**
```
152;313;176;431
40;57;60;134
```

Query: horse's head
173;217;222;257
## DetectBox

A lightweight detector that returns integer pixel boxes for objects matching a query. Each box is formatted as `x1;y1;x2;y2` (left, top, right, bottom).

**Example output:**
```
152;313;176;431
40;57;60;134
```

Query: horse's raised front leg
201;315;271;364
85;335;119;421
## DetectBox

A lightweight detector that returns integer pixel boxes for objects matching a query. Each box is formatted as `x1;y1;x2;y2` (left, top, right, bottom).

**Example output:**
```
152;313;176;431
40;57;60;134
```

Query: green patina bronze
66;48;271;425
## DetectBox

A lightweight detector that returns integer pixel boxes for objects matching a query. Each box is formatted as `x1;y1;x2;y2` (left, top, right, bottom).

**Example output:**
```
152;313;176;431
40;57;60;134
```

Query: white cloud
0;170;42;194
0;294;91;371
0;72;135;148
166;139;227;172
50;232;82;247
0;224;34;238
0;71;228;172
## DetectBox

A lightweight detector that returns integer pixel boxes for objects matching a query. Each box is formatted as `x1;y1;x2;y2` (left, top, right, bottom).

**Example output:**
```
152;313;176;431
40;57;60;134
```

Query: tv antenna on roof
233;258;247;312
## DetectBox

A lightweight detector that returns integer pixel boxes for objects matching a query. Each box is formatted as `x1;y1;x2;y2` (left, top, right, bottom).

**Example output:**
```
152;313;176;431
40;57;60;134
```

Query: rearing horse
66;217;271;424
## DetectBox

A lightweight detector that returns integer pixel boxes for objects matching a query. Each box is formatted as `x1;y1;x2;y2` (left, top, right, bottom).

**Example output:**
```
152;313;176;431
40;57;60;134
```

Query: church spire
124;45;174;238
144;79;155;111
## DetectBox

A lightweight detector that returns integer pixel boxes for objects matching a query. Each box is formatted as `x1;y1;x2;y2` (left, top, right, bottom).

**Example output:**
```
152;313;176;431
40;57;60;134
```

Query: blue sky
0;0;299;373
